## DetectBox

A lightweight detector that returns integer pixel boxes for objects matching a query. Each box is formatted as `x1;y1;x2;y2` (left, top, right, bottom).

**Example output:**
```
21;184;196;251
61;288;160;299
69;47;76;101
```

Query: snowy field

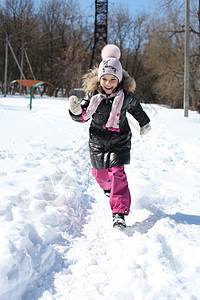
0;95;200;300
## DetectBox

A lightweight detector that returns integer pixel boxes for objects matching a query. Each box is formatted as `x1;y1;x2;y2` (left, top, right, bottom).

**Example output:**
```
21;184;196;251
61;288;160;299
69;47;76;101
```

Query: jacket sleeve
127;94;150;127
69;92;92;122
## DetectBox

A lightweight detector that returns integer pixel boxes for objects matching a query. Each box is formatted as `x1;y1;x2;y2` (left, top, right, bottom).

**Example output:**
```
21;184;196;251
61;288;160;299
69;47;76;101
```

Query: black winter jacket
69;68;150;170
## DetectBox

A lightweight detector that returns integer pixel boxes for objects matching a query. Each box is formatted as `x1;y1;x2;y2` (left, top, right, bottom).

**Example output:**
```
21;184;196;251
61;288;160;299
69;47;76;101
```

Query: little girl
69;44;151;229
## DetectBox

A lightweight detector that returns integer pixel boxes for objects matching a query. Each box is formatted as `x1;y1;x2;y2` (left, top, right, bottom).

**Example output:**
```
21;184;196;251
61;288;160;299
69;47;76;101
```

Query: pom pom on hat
101;44;121;60
98;44;123;82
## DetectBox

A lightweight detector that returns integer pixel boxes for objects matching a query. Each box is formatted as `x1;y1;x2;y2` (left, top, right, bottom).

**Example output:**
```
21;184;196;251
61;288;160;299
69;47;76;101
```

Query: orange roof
14;79;53;88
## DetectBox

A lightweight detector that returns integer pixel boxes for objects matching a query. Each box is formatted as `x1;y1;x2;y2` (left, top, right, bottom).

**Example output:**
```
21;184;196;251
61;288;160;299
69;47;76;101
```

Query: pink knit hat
98;44;123;82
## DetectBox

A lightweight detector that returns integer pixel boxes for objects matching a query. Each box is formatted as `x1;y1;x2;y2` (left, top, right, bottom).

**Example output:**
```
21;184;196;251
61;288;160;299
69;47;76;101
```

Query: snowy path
46;106;200;300
0;97;200;300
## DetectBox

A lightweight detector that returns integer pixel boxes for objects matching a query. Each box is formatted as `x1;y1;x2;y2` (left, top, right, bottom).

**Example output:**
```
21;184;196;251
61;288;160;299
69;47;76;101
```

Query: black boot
103;189;111;197
113;213;126;229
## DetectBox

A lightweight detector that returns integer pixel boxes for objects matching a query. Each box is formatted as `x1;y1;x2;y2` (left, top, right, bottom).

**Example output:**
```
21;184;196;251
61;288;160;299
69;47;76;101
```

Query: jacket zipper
106;94;109;104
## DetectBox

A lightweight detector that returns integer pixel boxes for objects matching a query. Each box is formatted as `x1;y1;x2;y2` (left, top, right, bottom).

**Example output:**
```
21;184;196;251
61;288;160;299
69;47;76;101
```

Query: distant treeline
0;0;200;110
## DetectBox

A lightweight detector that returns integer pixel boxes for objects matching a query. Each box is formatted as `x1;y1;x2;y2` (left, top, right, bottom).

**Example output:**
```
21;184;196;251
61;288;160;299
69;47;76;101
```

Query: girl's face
100;74;119;94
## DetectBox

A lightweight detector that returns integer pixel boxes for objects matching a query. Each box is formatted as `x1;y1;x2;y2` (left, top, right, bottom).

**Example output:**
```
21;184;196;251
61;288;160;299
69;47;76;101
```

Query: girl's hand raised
69;95;82;115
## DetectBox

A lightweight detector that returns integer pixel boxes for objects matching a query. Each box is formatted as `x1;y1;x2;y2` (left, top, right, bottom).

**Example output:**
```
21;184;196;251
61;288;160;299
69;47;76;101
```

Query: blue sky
79;0;155;17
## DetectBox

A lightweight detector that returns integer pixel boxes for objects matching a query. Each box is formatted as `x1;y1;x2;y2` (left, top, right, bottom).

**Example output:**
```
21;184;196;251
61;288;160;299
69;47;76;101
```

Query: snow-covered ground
0;95;200;300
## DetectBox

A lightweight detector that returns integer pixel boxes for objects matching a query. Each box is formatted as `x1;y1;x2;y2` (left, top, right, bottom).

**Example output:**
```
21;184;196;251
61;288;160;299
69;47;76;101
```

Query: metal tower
90;0;108;68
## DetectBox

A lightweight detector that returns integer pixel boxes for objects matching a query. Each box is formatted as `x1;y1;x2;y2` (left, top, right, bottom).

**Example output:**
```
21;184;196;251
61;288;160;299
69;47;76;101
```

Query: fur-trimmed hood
82;67;136;94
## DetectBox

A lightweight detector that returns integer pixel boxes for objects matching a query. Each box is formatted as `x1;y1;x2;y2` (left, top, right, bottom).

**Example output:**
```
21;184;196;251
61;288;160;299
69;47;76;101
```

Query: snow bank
0;95;200;299
0;96;92;299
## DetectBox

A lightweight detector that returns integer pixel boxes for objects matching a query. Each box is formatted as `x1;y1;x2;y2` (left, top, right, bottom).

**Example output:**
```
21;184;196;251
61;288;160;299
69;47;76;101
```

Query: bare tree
0;0;38;92
1;0;199;109
0;0;93;96
155;0;200;109
108;5;133;52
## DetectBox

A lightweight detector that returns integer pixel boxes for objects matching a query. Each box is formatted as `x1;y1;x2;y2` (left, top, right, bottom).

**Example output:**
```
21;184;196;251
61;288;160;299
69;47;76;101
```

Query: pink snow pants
92;165;131;215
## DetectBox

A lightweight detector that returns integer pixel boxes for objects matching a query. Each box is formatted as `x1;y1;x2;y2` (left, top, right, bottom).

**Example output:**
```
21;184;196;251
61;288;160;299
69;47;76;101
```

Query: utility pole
7;38;26;80
4;37;26;96
4;36;8;97
20;42;24;95
184;0;190;117
24;48;36;80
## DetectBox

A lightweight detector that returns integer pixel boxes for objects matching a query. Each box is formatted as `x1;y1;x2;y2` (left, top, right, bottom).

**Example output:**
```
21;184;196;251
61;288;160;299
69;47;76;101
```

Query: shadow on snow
125;211;200;237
